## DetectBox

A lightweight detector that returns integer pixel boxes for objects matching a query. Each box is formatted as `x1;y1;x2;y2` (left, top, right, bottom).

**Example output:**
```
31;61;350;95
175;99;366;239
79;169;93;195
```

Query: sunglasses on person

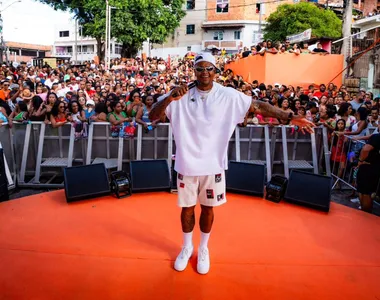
195;66;215;72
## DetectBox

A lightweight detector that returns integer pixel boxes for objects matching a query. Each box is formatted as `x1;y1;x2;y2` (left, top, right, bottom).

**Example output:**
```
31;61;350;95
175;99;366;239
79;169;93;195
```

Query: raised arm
250;99;315;133
148;85;188;122
148;96;172;122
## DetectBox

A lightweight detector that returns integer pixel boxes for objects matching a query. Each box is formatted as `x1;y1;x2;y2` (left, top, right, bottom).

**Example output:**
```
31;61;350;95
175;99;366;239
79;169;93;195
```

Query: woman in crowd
337;103;356;130
135;94;159;130
29;95;46;122
91;102;108;122
0;106;9;125
126;89;144;118
50;101;69;128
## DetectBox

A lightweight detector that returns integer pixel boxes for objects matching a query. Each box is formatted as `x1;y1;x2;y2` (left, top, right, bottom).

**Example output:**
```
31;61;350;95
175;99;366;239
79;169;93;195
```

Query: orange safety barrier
226;54;344;88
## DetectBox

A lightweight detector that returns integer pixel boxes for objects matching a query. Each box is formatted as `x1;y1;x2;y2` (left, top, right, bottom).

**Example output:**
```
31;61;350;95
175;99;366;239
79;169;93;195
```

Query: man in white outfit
149;53;313;275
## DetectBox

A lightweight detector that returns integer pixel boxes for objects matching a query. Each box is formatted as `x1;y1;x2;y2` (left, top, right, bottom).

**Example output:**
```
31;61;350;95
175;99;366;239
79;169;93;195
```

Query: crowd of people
0;51;379;212
0;52;378;139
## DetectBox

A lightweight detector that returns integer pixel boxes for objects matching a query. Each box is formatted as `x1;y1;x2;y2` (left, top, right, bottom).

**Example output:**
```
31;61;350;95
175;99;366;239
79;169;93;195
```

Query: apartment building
5;42;52;64
149;0;207;57
202;0;293;52
53;23;122;63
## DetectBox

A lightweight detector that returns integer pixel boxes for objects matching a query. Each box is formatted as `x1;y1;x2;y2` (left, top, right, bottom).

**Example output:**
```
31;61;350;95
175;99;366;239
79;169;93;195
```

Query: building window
187;46;192;51
256;3;265;14
213;31;224;40
216;0;229;13
115;44;122;54
186;0;195;9
59;31;69;37
234;31;241;40
186;24;195;34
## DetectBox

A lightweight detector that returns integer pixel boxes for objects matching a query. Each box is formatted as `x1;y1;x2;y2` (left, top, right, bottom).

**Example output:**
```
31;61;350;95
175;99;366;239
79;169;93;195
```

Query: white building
201;20;264;53
144;0;207;58
53;22;122;63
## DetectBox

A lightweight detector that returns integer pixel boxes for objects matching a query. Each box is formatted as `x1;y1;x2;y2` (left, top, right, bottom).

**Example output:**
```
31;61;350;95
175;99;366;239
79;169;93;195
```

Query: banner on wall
286;29;312;44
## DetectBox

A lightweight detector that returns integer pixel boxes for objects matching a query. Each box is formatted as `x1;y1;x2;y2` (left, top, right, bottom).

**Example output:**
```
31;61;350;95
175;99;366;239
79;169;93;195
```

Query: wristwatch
286;112;293;125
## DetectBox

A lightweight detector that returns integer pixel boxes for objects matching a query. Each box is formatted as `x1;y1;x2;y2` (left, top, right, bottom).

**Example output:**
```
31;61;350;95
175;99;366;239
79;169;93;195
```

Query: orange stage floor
0;191;379;300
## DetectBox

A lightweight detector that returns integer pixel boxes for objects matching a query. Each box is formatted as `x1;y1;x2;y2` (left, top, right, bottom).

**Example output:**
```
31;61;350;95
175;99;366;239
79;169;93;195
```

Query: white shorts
176;171;227;207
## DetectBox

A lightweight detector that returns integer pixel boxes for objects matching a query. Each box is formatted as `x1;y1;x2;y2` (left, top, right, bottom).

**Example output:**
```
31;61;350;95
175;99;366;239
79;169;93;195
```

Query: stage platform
0;191;379;300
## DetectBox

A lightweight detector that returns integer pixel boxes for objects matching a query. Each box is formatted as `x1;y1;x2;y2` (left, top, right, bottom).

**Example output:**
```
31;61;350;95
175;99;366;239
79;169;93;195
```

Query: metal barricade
16;122;77;187
234;125;272;180
86;122;135;171
0;123;16;190
278;126;322;178
330;134;366;190
0;122;332;190
136;123;173;170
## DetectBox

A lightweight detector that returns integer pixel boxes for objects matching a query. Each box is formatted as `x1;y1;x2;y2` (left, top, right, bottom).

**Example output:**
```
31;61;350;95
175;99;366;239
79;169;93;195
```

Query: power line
190;0;290;12
43;0;290;13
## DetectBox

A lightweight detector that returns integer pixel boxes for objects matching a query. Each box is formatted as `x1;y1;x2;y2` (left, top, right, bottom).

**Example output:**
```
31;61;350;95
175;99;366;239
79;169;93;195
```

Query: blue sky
2;0;73;45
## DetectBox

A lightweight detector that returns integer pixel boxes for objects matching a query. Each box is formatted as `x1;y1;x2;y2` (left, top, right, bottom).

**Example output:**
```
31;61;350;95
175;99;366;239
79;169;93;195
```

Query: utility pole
0;0;21;64
105;0;109;70
341;0;353;79
0;12;3;64
108;4;111;70
75;19;78;63
258;1;262;33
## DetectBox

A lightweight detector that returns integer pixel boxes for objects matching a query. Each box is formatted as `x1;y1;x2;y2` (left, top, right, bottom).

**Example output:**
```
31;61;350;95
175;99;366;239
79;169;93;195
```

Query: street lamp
0;0;22;63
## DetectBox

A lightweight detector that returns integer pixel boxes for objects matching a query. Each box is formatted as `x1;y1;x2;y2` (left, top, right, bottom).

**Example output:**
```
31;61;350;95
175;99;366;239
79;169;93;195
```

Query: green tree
263;2;342;42
37;0;185;60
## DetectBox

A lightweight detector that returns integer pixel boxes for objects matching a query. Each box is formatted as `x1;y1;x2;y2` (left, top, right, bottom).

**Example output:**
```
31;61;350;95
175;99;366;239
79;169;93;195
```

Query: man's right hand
168;84;189;101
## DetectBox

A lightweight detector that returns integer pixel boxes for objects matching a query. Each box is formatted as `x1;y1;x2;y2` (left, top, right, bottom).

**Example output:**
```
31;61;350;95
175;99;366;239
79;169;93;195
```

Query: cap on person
86;99;95;106
194;52;220;72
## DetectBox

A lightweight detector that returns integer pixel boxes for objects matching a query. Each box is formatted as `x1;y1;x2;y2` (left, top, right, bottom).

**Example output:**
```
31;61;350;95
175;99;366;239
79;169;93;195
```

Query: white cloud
2;0;73;45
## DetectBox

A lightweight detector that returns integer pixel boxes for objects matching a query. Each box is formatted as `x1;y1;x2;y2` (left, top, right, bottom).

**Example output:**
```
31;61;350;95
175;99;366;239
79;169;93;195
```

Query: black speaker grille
130;160;170;192
284;170;331;212
0;149;8;202
226;161;265;196
0;149;7;186
64;163;110;202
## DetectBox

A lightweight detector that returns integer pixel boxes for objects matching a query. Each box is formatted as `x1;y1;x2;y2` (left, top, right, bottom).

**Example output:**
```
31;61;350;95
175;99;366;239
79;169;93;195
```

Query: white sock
199;231;210;249
183;232;193;248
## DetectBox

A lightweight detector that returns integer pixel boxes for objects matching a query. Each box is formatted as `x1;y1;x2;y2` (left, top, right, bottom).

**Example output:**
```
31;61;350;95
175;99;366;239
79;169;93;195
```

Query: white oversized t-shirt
165;82;251;176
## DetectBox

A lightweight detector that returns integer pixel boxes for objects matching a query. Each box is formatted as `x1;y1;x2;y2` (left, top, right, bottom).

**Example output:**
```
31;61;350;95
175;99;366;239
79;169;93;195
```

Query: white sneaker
174;245;193;272
197;247;210;275
350;197;360;204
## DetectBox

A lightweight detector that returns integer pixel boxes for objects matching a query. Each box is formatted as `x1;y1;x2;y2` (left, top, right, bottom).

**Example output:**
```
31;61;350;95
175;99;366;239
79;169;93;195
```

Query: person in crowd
337;103;356;130
356;132;380;213
29;95;46;122
50;100;69;128
135;95;159;131
0;105;9;125
91;102;108;122
331;119;348;181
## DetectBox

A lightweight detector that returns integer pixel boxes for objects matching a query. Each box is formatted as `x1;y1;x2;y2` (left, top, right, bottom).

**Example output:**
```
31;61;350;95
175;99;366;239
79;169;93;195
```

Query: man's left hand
290;115;315;134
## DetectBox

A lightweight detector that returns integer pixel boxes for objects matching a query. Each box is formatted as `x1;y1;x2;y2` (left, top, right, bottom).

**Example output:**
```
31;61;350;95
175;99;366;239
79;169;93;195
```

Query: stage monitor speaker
130;159;170;192
63;163;110;202
226;161;265;196
0;149;9;202
284;170;332;212
265;175;288;203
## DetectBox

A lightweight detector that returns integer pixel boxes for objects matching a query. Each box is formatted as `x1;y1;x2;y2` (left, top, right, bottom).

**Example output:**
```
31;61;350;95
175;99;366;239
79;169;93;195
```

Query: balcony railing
202;40;243;50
